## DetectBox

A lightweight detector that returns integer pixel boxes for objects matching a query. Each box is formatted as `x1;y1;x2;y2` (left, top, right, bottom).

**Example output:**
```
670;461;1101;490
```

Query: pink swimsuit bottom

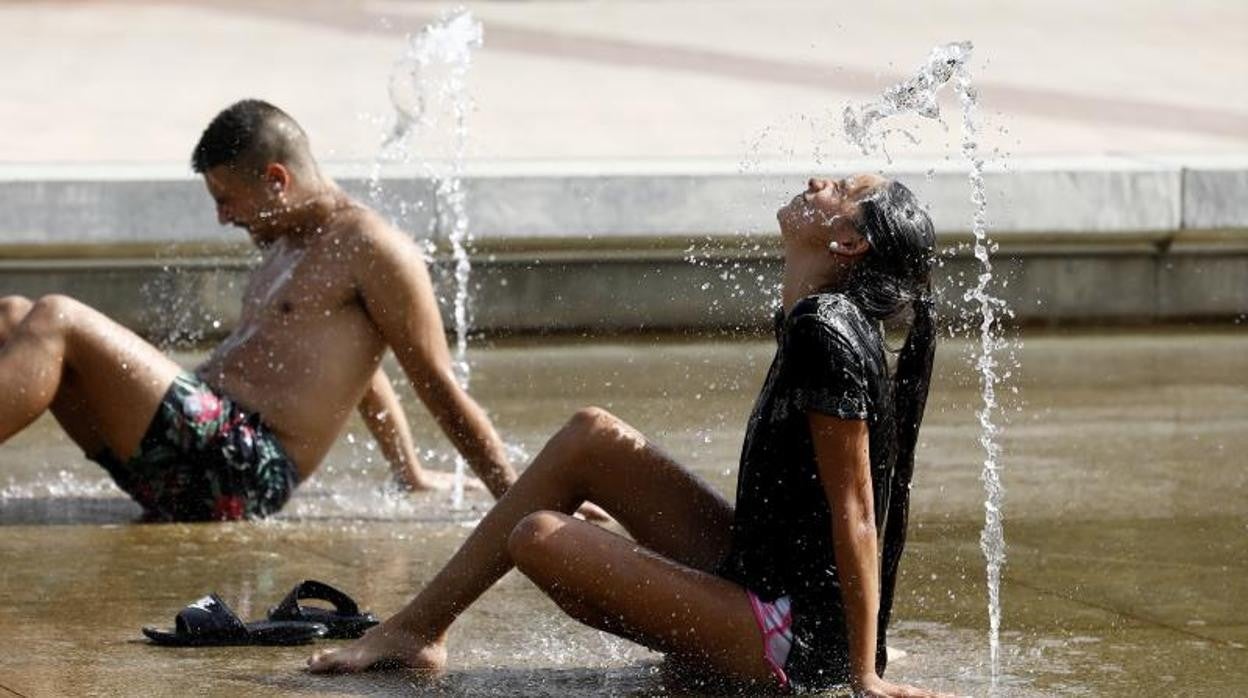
747;591;794;690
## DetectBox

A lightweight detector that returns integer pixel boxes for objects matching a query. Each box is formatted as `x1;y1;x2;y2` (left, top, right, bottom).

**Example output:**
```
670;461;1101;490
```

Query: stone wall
1;157;1245;337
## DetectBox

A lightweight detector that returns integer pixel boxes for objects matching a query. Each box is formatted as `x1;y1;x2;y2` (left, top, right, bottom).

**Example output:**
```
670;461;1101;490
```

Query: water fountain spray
380;9;483;508
843;42;971;156
844;40;1010;685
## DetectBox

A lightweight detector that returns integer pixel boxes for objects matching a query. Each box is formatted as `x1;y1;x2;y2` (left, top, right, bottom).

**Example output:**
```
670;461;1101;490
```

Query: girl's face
777;174;885;252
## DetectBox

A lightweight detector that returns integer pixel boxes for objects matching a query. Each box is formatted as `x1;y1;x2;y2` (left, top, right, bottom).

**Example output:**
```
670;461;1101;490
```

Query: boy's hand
395;468;486;494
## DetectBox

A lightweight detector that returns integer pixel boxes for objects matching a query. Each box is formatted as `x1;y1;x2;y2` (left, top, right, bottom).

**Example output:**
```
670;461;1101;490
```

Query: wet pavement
0;330;1245;696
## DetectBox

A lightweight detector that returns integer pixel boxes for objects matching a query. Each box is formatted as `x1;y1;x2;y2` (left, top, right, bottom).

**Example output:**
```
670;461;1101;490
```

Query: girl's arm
809;414;879;683
809;413;947;698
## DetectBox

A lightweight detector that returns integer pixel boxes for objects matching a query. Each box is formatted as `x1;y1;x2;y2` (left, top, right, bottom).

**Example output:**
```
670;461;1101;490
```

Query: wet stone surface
1;330;1245;696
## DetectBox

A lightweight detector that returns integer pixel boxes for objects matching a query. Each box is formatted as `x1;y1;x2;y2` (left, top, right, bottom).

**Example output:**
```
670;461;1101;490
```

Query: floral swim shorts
90;372;298;522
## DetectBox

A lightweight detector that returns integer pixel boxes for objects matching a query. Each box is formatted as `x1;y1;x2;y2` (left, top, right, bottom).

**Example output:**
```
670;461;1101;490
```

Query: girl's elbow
838;501;876;538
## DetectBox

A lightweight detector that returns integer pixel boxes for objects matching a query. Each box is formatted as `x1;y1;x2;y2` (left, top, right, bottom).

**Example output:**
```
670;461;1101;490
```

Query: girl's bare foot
575;501;614;524
307;622;447;675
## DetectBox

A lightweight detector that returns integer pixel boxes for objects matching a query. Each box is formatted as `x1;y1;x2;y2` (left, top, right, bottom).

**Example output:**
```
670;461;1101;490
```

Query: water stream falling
843;41;1010;685
954;58;1010;687
377;9;483;508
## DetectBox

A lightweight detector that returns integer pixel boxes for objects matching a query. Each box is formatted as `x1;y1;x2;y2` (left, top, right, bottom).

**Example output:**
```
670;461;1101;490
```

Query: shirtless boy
0;99;516;521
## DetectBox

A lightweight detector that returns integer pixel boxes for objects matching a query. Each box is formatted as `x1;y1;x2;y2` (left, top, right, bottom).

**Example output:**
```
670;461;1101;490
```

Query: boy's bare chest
240;243;358;325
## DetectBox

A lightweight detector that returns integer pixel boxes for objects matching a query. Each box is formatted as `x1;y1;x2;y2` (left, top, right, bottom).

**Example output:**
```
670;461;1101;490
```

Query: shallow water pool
0;330;1244;696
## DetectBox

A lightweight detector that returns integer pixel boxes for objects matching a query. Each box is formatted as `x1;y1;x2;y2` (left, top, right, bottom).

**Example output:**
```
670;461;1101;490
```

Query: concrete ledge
1;156;1245;334
1;156;1235;245
1184;167;1248;230
2;246;1245;337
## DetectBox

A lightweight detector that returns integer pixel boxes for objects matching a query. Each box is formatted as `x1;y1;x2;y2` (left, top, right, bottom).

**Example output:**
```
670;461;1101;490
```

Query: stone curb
1;157;1245;253
1;157;1245;332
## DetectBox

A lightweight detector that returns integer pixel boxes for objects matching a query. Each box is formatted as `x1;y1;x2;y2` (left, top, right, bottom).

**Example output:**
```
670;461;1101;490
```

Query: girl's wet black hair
846;180;938;676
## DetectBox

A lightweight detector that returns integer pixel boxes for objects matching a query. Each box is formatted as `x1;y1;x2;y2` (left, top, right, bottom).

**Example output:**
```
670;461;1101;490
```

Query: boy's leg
308;406;737;674
0;296;31;340
1;296;108;457
0;295;182;460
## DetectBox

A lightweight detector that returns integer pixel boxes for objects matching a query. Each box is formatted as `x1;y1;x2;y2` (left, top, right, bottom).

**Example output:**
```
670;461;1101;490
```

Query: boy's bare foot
307;623;447;675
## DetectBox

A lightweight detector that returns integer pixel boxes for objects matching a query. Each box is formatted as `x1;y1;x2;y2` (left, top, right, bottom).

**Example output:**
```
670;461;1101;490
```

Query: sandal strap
270;580;359;620
174;594;248;638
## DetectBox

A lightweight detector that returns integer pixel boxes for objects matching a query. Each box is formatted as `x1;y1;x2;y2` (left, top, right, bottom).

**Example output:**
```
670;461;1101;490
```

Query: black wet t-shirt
718;292;895;692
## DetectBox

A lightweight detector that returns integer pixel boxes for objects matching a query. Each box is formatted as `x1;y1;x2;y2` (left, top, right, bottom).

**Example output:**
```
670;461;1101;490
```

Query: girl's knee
566;406;616;437
553;407;621;468
565;407;646;452
507;510;569;566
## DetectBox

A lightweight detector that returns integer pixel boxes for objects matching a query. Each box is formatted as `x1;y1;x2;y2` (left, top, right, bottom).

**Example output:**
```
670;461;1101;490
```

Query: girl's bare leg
505;511;776;684
307;407;758;678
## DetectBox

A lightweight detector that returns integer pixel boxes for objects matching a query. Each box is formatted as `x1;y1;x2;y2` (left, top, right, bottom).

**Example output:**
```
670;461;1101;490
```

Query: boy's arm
357;365;425;491
353;224;517;499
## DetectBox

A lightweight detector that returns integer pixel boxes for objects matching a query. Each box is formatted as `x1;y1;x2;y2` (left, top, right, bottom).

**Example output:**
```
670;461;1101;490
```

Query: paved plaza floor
2;1;1245;165
0;332;1246;696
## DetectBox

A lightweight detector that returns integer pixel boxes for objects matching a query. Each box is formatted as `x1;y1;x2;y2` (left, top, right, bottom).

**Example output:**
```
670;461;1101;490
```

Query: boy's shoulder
324;203;427;269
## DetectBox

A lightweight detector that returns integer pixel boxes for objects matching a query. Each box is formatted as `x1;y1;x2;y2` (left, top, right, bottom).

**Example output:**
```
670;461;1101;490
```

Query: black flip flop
143;593;328;646
268;580;379;639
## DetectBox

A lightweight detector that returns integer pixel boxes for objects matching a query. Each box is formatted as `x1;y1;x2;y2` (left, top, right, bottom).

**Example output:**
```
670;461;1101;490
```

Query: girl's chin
777;208;804;234
777;232;814;258
777;219;814;241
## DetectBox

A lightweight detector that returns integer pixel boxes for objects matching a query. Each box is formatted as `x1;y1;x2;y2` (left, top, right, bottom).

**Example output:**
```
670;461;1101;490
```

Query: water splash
843;41;973;157
1;470;119;500
842;40;1010;685
384;11;483;152
139;258;236;350
378;9;483;508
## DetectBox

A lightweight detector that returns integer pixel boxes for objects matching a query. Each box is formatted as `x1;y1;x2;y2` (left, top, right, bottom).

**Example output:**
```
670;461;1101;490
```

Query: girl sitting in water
309;174;952;697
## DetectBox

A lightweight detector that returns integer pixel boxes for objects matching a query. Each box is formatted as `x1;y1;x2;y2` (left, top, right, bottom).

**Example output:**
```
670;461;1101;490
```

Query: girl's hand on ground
853;673;961;698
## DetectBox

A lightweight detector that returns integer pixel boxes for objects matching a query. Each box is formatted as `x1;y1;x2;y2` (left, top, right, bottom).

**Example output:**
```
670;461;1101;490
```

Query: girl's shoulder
785;292;874;348
781;292;881;420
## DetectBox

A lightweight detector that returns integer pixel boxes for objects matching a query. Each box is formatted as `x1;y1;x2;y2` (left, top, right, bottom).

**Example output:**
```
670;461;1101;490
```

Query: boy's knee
26;294;80;334
507;510;568;565
0;295;33;336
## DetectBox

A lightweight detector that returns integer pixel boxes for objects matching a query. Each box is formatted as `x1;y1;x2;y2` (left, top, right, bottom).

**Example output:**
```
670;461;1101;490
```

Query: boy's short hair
191;99;314;175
